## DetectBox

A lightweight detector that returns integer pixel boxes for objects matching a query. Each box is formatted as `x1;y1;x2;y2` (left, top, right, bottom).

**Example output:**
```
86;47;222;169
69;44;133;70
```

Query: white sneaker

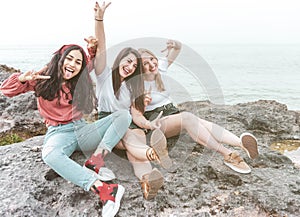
97;183;125;217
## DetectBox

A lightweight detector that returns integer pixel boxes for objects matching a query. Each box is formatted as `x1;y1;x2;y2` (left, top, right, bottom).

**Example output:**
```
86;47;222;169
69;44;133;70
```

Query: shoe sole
150;129;172;169
111;185;125;217
146;168;164;200
83;166;116;181
240;133;259;159
224;161;251;174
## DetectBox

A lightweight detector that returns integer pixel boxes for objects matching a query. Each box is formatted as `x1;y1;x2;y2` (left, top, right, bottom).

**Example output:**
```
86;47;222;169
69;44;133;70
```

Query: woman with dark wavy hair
1;42;130;217
93;1;171;201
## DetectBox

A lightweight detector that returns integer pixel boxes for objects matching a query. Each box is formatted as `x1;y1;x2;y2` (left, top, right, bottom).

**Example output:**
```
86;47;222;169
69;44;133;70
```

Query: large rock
1;64;300;216
0;65;46;139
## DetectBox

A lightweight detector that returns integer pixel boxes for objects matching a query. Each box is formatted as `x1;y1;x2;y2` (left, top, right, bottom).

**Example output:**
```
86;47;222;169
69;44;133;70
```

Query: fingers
161;40;177;53
95;1;110;17
85;36;98;50
161;47;168;53
25;70;51;81
144;96;152;106
36;75;51;80
156;111;163;120
23;70;32;76
105;2;112;9
156;122;161;129
37;65;48;74
95;2;100;10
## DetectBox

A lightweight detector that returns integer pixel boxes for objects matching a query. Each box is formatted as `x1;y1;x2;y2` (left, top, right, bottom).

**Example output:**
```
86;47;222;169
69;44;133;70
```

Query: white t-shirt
145;58;173;111
95;66;131;112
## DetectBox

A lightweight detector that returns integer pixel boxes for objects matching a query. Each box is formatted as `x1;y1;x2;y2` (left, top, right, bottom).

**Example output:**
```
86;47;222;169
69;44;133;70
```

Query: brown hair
138;48;165;92
111;47;145;113
35;45;96;114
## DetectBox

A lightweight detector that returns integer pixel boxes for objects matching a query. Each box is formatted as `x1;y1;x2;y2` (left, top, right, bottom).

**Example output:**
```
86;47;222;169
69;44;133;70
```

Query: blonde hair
138;48;165;92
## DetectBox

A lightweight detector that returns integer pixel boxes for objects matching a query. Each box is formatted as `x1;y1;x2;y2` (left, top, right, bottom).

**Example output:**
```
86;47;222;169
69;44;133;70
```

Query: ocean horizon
0;43;299;111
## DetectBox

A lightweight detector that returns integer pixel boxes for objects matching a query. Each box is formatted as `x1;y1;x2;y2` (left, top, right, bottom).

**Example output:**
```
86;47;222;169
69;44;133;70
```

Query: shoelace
146;148;159;162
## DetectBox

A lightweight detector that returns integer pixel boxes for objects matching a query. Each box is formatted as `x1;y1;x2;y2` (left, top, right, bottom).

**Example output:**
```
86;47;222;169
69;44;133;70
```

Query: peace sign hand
148;111;164;130
161;39;181;57
84;36;98;57
94;1;111;20
18;68;50;83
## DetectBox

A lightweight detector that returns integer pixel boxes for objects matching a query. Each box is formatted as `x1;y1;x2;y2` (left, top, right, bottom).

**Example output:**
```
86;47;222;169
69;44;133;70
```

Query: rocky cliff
1;65;300;217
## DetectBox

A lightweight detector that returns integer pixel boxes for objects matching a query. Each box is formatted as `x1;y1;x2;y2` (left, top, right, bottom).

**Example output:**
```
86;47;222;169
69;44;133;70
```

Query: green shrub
0;133;24;146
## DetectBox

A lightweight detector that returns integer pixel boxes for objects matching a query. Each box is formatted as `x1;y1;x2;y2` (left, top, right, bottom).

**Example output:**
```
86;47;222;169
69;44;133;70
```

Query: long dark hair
111;47;145;113
34;45;96;114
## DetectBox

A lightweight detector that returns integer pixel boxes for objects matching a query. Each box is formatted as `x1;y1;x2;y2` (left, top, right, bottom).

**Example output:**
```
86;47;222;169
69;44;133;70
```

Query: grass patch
0;133;24;146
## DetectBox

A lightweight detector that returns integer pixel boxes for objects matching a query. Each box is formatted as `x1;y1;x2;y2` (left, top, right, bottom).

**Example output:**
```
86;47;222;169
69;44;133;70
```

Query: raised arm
94;1;111;75
1;66;49;97
161;39;182;67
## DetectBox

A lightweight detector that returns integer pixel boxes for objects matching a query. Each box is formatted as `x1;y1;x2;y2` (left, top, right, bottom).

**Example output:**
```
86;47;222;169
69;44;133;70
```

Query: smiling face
118;53;138;80
140;52;159;77
62;49;83;80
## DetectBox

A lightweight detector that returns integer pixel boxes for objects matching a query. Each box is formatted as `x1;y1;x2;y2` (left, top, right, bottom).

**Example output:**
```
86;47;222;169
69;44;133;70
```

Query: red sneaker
84;153;116;181
93;183;125;217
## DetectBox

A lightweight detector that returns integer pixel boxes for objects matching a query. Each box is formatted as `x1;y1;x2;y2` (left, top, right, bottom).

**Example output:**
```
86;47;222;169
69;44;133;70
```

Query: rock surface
0;65;46;140
1;65;300;217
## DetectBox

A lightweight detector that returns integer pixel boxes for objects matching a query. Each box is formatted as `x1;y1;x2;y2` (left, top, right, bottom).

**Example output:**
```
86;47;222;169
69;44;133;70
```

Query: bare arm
18;66;50;82
161;39;182;67
1;66;49;97
131;106;163;130
94;1;111;76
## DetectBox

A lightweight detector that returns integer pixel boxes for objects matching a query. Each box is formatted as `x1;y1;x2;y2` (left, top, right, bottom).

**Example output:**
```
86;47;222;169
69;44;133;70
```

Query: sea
0;43;299;111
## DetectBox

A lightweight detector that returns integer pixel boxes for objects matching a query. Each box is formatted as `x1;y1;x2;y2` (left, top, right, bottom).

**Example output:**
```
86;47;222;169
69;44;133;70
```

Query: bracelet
95;18;103;22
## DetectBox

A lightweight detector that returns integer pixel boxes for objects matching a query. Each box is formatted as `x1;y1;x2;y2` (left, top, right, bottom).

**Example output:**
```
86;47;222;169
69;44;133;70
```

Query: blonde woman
138;40;259;174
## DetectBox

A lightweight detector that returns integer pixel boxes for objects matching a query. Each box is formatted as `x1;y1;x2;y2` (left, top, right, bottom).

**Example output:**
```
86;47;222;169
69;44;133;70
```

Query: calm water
0;43;299;110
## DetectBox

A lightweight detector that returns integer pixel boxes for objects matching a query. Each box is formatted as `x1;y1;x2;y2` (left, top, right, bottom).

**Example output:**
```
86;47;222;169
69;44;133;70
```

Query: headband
54;44;88;62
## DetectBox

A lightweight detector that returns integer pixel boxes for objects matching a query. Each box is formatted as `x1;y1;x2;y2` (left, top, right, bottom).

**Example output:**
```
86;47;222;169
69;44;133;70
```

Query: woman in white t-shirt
138;39;259;175
93;2;172;201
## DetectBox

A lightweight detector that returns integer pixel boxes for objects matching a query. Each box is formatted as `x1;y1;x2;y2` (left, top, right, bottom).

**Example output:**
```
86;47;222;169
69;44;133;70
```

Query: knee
42;146;59;165
117;109;132;125
181;111;195;121
181;112;197;127
124;129;145;145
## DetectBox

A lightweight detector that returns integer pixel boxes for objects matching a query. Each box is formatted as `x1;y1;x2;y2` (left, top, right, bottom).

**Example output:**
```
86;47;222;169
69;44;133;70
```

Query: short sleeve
158;57;168;73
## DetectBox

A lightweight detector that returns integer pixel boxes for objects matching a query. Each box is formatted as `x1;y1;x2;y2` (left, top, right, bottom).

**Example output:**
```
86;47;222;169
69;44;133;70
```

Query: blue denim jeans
42;110;131;191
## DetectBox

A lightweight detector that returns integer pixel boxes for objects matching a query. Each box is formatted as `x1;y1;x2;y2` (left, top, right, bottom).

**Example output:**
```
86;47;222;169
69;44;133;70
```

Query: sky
0;0;300;46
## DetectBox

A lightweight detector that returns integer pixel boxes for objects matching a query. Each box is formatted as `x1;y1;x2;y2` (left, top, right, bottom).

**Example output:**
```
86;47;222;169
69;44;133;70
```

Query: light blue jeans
42;110;131;191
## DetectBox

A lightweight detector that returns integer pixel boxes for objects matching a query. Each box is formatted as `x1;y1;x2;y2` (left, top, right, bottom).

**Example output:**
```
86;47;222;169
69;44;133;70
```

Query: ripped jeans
42;110;131;191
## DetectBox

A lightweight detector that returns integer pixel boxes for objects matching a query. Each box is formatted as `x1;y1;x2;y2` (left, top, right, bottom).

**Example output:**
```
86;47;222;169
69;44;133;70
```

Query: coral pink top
1;73;83;127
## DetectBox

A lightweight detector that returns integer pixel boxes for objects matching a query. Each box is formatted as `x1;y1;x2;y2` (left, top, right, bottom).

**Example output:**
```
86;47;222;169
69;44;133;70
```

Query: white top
95;66;131;112
145;58;173;111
